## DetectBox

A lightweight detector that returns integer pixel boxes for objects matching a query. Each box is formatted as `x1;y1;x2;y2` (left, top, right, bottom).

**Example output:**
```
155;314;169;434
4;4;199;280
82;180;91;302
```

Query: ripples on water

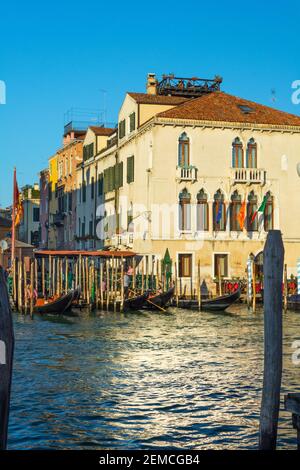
7;305;300;450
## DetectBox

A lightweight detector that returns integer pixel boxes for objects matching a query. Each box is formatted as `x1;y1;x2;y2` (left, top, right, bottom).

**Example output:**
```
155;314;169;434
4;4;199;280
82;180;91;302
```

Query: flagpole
11;167;16;267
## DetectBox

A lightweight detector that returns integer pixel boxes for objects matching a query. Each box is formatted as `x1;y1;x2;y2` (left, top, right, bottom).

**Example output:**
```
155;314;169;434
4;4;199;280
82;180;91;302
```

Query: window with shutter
110;166;115;191
214;254;228;278
98;173;104;196
104;169;108;193
115;162;123;189
127;156;134;184
119;119;126;139
178;254;192;278
129;113;136;133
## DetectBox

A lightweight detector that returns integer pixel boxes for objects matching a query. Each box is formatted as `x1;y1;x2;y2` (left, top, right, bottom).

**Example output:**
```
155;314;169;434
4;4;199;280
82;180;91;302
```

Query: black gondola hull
287;294;300;311
34;291;75;315
143;287;175;310
174;288;241;312
123;292;149;311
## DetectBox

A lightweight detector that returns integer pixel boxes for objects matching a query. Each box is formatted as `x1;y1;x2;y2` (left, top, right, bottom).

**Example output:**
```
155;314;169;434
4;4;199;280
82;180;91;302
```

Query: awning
34;250;136;258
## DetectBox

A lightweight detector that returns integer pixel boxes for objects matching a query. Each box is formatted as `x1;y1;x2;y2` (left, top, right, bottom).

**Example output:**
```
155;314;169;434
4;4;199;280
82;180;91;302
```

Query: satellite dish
0;240;8;252
297;163;300;177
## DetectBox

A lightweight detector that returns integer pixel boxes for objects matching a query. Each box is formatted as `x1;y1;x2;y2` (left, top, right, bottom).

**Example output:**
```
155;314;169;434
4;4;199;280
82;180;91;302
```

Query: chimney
146;73;157;95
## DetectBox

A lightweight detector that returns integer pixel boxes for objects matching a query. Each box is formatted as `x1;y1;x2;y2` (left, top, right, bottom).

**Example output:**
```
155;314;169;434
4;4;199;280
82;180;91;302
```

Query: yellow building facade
48;154;59;249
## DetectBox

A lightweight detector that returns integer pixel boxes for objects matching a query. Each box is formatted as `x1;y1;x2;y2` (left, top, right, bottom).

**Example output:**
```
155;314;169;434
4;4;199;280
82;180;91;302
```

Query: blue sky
0;0;300;207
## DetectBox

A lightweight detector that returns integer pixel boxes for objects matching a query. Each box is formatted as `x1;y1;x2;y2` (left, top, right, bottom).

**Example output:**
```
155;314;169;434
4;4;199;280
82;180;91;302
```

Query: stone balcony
52;212;65;226
231;168;266;185
176;165;197;182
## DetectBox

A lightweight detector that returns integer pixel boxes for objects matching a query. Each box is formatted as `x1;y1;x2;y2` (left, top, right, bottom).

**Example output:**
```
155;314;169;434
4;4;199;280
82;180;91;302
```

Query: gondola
174;288;241;312
33;290;75;315
287;294;300;311
72;287;81;303
123;292;149;311
143;287;175;310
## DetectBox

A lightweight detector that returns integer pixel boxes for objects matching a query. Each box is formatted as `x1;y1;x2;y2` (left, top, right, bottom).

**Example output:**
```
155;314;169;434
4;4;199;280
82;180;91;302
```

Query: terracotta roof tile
89;126;115;136
128;92;189;105
158;91;300;127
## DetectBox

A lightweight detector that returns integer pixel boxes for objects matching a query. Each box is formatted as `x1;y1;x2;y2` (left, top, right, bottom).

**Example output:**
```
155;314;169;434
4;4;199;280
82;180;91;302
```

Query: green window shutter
127;158;130;183
130;113;136;132
119;120;126;139
107;168;111;192
104;169;107;193
127;156;134;183
110;166;114;191
98;173;104;196
114;162;123;189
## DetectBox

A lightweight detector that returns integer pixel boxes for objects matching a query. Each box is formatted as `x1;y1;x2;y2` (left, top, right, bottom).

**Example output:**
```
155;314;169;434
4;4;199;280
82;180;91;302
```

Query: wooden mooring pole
259;230;284;450
0;266;14;450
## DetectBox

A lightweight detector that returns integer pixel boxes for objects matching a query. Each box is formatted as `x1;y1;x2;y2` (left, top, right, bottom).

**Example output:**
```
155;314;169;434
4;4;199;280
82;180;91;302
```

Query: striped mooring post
298;258;300;295
247;257;253;307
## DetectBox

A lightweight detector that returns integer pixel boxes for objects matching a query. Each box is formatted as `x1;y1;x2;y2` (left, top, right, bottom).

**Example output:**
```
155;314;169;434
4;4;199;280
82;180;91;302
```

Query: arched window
230;190;242;231
213;190;226;231
197;189;209;231
232;137;243;168
246;138;257;168
178;132;190;167
247;191;258;231
264;191;274;231
179;188;191;231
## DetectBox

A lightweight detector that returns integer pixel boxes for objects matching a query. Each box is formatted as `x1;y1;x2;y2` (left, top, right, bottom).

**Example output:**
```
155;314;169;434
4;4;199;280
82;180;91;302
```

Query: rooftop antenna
271;89;277;104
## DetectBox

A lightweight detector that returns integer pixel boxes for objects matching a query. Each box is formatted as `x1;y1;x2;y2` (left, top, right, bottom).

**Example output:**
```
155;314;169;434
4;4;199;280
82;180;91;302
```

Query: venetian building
76;126;116;250
80;74;300;287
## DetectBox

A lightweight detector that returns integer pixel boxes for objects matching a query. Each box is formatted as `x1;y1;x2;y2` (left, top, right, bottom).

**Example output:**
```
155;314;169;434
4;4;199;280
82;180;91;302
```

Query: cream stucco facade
76;83;300;288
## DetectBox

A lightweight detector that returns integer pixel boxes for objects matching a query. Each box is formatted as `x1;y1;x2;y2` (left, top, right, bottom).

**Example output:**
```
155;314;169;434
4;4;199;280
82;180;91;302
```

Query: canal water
8;305;300;450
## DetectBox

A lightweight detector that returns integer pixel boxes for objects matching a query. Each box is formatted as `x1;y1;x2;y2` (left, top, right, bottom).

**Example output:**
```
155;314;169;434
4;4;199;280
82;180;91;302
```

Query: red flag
237;200;246;230
13;173;23;227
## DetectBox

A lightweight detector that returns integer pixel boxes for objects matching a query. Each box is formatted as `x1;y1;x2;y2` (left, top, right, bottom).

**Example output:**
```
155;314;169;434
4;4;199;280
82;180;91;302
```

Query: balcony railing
176;165;197;182
52;212;65;226
231;168;266;185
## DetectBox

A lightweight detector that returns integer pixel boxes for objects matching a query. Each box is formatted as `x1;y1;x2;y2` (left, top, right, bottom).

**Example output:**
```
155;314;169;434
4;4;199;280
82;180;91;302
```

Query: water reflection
8;305;300;449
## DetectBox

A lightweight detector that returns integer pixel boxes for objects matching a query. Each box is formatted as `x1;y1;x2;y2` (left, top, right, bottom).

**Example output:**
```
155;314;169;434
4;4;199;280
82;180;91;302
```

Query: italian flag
250;195;267;224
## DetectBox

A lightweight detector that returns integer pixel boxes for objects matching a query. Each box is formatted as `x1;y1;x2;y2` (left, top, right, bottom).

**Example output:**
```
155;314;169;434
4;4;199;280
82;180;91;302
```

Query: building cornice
75;112;300;170
151;116;300;133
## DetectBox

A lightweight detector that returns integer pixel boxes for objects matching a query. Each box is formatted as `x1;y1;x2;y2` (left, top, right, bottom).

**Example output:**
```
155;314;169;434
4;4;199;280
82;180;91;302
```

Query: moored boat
123;292;149;311
174;288;241;312
287;294;300;311
33;290;75;315
143;287;175;310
